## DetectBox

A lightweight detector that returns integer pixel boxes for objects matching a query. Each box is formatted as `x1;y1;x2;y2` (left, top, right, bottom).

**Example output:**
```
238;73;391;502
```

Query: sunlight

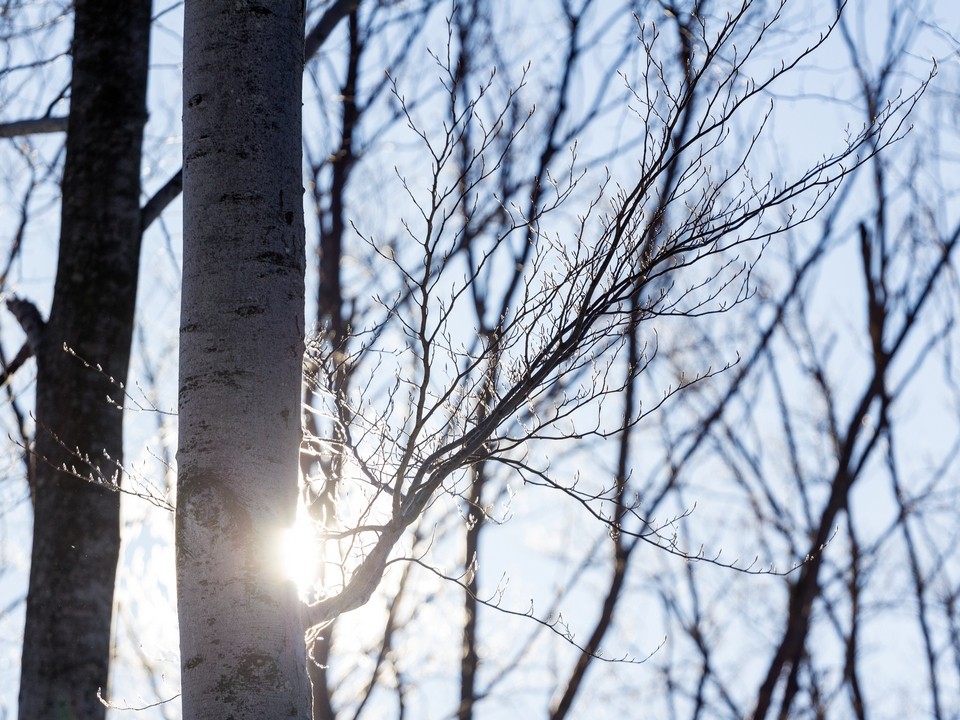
279;513;321;595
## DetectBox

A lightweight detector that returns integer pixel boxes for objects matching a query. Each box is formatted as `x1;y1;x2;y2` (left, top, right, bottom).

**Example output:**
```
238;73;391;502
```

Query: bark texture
18;1;150;718
178;2;309;718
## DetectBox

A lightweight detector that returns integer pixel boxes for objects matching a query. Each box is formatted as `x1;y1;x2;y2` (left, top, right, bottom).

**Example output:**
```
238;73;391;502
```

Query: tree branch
305;0;361;60
140;170;182;232
1;296;46;385
0;116;68;138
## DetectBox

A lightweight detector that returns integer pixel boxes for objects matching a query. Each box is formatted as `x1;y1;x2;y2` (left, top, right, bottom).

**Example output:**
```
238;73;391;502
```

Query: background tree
7;2;151;718
291;4;956;720
293;2;924;718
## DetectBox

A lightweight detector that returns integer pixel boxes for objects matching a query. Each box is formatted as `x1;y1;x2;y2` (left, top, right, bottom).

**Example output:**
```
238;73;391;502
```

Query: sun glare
279;515;321;594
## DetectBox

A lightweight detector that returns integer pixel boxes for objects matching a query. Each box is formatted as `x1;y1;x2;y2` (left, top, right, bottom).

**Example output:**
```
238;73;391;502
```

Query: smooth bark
17;1;150;718
178;1;308;718
138;2;359;235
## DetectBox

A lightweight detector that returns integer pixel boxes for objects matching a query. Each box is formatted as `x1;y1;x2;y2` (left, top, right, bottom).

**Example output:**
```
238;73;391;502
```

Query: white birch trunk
178;2;308;717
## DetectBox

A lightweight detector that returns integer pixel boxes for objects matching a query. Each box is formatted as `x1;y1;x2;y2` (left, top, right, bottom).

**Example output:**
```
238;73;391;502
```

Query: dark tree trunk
18;1;151;718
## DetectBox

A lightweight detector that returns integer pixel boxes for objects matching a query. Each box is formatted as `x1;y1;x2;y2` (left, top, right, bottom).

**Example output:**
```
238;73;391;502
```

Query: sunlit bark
177;2;308;717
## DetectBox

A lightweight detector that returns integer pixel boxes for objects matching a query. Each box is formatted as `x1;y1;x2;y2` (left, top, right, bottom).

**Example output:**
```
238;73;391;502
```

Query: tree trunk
177;2;309;718
18;1;150;718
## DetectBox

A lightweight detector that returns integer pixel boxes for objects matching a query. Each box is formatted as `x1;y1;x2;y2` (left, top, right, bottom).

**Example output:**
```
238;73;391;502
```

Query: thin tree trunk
18;1;150;717
458;463;485;720
177;2;309;718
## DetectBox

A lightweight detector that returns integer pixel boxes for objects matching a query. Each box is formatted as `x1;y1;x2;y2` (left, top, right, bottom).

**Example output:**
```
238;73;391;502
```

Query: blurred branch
0;116;67;138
